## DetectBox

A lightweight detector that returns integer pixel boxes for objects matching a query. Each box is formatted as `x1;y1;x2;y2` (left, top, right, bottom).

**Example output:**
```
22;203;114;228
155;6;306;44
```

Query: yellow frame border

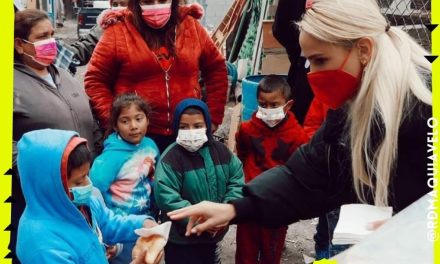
432;0;440;262
0;0;14;263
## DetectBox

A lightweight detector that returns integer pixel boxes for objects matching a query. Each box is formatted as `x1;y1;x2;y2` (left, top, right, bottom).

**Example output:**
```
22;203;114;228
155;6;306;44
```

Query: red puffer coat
85;4;227;135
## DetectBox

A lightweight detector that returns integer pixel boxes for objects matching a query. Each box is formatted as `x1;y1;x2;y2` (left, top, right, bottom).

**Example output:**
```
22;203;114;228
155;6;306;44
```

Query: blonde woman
166;0;432;237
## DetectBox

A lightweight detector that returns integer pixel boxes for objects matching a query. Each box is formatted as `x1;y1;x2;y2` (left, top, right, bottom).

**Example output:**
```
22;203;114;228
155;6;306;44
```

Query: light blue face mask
69;177;93;206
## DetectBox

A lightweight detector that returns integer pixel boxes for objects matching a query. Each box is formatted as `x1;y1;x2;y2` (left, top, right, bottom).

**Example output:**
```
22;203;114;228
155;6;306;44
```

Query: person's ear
356;37;373;66
14;38;26;55
284;99;294;112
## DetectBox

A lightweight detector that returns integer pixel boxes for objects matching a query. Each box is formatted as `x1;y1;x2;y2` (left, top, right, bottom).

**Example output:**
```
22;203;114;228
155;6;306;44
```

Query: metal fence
378;0;431;50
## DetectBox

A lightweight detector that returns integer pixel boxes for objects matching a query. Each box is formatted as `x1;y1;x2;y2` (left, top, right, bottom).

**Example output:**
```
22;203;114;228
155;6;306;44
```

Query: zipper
164;70;171;134
150;26;176;134
152;53;174;134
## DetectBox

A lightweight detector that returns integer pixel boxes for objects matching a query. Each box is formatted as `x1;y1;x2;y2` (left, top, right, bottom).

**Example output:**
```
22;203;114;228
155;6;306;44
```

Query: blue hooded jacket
90;133;159;217
16;129;148;264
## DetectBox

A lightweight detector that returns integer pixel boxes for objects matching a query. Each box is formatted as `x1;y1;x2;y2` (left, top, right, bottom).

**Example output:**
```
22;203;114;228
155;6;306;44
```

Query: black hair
14;9;50;61
257;74;292;100
109;93;152;131
182;107;204;116
67;143;91;178
128;0;180;57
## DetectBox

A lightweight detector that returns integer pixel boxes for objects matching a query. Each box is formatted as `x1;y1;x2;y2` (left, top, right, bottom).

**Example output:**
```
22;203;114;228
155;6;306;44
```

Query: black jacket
231;102;432;227
272;0;313;125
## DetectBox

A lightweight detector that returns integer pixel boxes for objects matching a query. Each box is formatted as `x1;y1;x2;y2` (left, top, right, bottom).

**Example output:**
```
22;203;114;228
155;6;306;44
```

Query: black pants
164;242;221;264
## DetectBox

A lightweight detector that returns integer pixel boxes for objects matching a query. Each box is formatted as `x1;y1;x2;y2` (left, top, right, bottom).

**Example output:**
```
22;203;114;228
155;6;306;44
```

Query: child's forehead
120;103;144;113
258;89;288;101
179;113;206;123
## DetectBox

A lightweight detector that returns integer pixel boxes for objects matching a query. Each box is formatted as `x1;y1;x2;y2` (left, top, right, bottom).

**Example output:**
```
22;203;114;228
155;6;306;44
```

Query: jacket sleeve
154;161;192;212
222;153;244;202
91;196;151;245
89;153;120;194
84;26;119;129
235;124;250;162
230;126;352;228
69;25;103;66
154;161;191;227
23;249;77;264
195;20;228;125
272;0;305;60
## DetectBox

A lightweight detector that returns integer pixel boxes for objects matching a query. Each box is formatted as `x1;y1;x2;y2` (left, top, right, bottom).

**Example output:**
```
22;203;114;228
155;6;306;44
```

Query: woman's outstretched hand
167;201;236;236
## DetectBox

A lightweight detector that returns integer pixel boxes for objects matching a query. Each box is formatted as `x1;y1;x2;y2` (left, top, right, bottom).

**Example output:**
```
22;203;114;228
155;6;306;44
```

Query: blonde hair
299;0;432;206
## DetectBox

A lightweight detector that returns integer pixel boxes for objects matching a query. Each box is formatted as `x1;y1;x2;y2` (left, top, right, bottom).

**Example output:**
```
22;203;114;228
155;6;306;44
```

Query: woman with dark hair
85;0;228;152
13;9;97;154
12;9;98;259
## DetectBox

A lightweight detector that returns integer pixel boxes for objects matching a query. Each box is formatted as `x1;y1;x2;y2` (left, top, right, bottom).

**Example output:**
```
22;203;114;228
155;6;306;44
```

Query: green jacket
155;141;244;244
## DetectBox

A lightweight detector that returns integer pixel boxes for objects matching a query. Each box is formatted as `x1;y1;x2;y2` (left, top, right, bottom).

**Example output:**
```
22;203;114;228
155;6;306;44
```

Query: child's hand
131;236;165;264
105;244;119;259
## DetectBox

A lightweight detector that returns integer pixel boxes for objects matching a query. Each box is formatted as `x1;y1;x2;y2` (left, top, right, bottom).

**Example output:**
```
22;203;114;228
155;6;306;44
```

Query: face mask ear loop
339;48;354;71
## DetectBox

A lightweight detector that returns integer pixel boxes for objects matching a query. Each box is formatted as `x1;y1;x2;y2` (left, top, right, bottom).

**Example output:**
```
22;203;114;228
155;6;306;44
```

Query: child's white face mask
256;104;287;127
176;128;208;152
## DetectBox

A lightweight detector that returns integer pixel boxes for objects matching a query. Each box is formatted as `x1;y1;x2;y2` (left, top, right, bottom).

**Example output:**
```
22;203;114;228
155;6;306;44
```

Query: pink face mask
140;3;172;29
22;38;57;66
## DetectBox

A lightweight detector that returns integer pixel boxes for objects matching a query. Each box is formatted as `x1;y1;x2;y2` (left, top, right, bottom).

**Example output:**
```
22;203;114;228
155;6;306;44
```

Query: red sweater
236;111;309;183
85;5;227;135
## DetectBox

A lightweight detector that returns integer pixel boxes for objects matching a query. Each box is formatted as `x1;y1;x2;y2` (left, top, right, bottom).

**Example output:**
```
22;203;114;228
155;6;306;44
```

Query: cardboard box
261;51;290;75
262;20;283;49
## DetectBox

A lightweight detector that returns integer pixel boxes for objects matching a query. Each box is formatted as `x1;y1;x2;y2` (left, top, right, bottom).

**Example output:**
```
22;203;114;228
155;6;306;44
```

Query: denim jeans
326;208;351;257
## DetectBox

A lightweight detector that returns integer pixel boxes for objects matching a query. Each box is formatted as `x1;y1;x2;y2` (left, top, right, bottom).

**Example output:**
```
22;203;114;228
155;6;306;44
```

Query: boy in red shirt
235;75;309;264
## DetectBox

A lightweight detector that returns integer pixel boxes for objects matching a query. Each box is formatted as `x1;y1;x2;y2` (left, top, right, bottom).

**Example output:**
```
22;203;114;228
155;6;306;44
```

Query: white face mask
256;104;287;127
176;128;208;152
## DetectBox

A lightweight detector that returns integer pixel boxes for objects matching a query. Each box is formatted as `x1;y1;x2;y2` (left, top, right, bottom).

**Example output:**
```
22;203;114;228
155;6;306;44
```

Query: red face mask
140;3;172;29
307;50;362;109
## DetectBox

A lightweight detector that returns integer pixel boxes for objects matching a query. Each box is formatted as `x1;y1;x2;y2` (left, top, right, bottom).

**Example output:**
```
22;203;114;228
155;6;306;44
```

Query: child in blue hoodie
90;93;160;263
154;98;244;264
16;129;160;264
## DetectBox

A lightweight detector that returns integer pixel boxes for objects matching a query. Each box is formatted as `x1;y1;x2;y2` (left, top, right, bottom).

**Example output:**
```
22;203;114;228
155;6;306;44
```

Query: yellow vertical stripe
432;0;440;262
0;0;14;263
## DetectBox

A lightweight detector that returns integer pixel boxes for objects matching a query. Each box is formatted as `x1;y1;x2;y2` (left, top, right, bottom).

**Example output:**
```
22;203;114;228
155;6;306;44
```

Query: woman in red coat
85;0;227;152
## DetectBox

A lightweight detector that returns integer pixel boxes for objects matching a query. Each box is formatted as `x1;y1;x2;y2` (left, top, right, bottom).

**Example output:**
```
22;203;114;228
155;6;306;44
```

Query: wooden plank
211;0;247;48
227;103;242;153
261;53;290;75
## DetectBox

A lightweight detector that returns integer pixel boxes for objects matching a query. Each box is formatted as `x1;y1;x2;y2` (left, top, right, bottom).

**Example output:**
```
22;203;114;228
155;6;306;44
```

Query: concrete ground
57;19;317;264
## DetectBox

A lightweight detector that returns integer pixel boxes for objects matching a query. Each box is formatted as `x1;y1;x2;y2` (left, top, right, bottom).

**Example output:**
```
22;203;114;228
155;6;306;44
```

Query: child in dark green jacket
154;98;244;264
